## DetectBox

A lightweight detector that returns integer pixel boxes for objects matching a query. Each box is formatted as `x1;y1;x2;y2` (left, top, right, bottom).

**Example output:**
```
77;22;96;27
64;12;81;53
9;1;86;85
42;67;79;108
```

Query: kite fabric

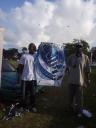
35;42;66;87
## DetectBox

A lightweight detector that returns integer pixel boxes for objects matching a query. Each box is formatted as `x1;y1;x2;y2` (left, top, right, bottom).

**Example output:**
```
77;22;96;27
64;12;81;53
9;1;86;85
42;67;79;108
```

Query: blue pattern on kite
35;43;65;80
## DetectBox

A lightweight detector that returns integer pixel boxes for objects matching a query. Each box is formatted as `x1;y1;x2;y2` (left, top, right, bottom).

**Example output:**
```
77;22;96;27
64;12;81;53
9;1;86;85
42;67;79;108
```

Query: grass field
0;67;96;128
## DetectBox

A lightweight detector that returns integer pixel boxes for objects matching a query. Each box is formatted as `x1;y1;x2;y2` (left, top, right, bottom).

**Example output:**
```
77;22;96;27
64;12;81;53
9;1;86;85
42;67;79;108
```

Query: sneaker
77;113;82;118
76;125;85;128
81;109;92;118
31;107;37;113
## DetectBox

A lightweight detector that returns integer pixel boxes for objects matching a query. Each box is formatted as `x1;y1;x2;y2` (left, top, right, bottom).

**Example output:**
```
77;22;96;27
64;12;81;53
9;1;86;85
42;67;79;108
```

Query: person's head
28;43;36;54
22;47;27;54
75;41;83;55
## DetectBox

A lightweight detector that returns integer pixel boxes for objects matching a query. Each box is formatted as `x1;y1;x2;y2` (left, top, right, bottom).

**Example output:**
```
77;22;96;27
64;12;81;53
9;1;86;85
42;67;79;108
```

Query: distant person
66;40;91;115
18;43;37;112
22;47;28;54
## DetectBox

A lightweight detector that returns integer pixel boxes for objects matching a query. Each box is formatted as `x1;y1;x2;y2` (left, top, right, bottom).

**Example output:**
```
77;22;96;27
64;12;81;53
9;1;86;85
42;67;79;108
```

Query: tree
64;43;75;58
80;40;90;54
64;39;90;58
3;48;18;59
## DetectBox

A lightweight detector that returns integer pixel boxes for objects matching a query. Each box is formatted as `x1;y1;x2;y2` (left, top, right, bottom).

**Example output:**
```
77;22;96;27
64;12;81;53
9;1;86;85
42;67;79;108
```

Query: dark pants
21;80;37;108
68;84;83;112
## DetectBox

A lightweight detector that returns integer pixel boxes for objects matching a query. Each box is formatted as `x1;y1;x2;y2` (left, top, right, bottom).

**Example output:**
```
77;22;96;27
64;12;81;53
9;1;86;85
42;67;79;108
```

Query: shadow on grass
0;70;96;128
36;75;96;128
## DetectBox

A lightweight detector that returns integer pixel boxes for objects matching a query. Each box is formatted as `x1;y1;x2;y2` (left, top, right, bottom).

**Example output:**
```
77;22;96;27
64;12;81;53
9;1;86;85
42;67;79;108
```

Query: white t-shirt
19;53;36;81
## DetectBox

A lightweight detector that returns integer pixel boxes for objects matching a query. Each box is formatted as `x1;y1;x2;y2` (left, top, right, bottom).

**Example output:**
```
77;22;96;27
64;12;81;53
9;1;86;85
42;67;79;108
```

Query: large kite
35;42;66;86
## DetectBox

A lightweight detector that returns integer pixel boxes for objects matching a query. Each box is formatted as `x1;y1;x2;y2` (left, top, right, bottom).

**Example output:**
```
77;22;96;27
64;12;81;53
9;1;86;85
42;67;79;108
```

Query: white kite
35;42;66;86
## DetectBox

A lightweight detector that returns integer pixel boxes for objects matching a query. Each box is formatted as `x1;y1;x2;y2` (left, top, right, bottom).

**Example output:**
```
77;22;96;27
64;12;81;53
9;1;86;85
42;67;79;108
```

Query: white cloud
1;0;96;48
0;9;6;20
45;0;95;44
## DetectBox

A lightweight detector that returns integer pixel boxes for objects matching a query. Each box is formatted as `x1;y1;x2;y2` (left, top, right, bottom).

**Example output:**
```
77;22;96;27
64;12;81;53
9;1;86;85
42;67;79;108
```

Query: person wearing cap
66;40;90;115
18;43;37;112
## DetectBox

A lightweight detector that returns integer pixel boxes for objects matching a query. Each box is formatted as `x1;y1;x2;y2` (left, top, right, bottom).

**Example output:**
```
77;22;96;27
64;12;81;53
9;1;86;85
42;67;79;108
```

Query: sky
0;0;96;49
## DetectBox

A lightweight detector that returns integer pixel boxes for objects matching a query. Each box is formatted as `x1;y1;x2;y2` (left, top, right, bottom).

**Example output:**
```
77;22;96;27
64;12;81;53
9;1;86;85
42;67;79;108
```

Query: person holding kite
18;43;37;112
66;40;91;116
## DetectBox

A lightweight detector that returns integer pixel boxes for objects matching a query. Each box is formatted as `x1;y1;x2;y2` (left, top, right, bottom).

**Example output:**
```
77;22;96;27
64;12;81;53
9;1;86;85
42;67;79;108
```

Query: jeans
68;84;83;112
21;80;37;108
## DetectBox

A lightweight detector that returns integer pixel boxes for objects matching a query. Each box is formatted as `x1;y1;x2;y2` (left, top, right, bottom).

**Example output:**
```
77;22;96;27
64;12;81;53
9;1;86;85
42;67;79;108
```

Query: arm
17;64;24;74
65;56;71;74
33;53;37;81
17;55;25;83
85;55;91;86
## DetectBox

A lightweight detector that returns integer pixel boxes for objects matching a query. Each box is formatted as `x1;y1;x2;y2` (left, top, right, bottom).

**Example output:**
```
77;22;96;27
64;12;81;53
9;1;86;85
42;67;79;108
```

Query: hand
85;79;90;88
87;79;91;86
65;67;69;74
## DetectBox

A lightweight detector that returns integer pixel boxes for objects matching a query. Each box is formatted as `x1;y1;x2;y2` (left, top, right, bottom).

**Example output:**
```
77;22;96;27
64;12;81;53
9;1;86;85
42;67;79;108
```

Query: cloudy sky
0;0;96;49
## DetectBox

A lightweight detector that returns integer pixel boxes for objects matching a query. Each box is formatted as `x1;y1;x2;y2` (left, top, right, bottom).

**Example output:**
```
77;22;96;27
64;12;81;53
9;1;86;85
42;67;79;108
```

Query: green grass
9;59;18;69
0;67;96;128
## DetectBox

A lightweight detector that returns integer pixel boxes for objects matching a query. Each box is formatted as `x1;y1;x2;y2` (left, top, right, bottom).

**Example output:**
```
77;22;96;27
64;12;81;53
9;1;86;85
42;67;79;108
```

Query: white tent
0;28;4;87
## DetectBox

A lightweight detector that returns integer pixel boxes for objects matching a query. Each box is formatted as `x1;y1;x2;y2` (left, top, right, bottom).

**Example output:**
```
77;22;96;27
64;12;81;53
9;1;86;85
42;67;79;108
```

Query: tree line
2;40;96;62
